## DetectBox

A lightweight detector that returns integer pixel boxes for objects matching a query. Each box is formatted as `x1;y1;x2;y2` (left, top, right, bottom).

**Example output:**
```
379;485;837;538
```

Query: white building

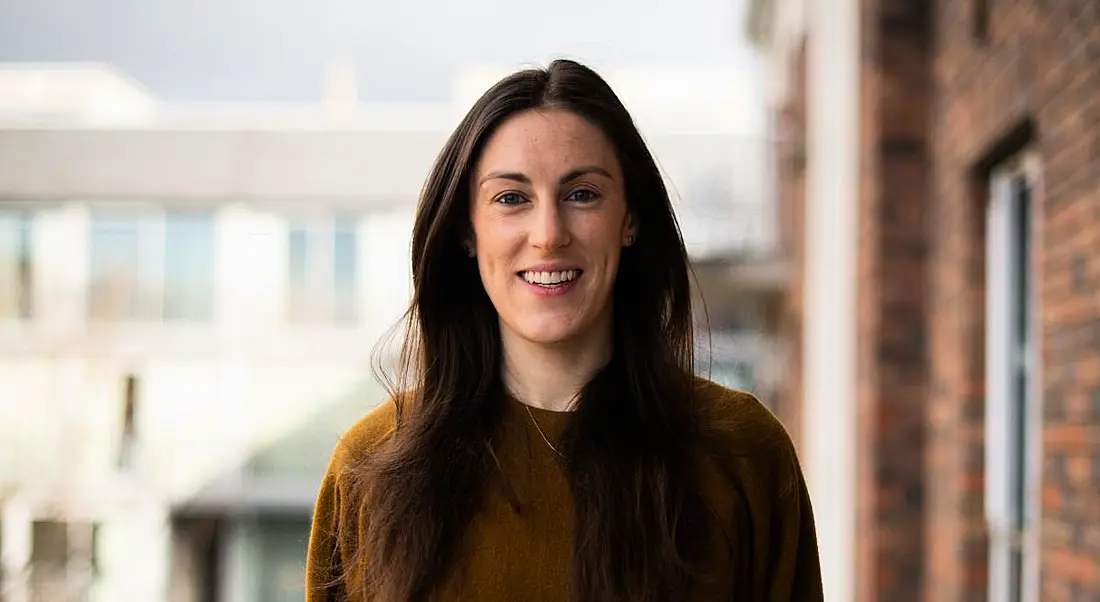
0;61;776;602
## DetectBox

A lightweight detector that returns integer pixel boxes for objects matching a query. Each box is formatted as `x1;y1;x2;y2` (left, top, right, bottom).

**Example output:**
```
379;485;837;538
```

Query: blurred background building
746;0;1098;601
0;55;780;601
0;62;421;602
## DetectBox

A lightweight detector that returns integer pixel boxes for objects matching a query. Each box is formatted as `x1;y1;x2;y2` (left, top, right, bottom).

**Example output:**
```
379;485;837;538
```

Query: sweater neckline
503;394;572;439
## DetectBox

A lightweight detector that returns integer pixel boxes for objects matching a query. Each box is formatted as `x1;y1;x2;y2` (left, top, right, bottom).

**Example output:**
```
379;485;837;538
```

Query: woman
306;59;823;602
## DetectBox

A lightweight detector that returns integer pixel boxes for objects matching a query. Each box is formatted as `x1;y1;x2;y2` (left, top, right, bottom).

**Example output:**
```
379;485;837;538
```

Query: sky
0;0;757;103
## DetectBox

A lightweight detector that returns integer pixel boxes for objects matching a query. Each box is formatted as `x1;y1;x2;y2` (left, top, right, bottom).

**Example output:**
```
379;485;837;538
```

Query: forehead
474;109;620;177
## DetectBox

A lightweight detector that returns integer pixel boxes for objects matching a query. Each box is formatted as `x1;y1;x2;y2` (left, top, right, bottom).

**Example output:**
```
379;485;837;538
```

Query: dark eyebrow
559;166;614;183
479;172;531;187
478;165;614;188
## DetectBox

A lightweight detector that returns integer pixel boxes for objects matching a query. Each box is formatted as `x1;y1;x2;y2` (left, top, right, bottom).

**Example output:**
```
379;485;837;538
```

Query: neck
500;320;613;413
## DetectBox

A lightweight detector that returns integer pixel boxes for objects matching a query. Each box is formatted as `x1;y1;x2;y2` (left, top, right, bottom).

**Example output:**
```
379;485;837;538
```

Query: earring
625;234;635;246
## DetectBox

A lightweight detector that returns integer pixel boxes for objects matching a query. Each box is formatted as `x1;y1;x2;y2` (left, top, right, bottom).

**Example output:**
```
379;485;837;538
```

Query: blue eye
567;188;599;203
496;192;525;205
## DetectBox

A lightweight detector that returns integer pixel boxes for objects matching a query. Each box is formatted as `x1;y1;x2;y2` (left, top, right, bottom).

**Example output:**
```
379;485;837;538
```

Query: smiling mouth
518;269;582;287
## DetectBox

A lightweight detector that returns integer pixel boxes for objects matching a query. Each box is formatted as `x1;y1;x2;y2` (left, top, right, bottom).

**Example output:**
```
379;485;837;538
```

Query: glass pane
1010;175;1031;529
30;521;68;569
0;212;32;319
164;210;215;321
288;226;308;289
254;517;312;602
333;217;358;324
287;225;309;322
89;217;142;320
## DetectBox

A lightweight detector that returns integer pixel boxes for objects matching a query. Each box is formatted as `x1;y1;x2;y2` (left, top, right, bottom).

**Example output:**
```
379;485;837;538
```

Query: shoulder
691;380;823;597
309;398;399;598
325;396;399;477
692;378;802;484
693;378;793;455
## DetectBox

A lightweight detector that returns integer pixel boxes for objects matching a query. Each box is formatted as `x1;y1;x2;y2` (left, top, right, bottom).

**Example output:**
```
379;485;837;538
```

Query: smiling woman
305;59;823;602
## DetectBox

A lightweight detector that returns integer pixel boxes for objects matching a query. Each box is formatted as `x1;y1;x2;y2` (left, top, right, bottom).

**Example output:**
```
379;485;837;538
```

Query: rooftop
0;62;765;136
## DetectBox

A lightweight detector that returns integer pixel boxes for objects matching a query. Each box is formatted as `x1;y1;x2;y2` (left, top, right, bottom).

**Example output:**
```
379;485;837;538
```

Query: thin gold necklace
524;404;565;458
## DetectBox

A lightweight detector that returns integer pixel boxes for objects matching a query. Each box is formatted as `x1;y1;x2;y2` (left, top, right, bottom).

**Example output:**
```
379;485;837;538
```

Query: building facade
0;65;428;602
746;0;1099;601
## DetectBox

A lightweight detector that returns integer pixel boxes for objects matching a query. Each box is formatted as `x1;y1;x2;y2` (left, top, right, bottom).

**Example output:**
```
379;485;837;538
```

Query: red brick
1067;456;1093;489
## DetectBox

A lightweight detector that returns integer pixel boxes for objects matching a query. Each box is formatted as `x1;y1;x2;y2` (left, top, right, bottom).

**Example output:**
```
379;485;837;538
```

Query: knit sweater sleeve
305;399;398;602
758;430;823;602
305;454;346;602
694;380;824;602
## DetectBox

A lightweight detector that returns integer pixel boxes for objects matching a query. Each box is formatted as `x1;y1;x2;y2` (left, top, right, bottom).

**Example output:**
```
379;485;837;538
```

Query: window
984;154;1040;602
30;520;100;600
164;211;216;320
254;516;313;602
89;214;157;320
118;374;139;471
0;210;33;320
287;216;360;324
88;209;215;321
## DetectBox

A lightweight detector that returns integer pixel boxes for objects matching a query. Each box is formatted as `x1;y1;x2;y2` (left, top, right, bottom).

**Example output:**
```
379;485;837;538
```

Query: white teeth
522;270;578;285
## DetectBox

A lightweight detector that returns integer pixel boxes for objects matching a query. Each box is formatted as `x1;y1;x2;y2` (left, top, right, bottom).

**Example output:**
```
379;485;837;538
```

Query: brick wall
856;0;933;600
928;1;1100;601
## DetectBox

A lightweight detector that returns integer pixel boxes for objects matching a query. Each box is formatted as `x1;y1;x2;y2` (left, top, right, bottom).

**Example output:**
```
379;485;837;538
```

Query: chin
516;326;580;346
511;315;585;346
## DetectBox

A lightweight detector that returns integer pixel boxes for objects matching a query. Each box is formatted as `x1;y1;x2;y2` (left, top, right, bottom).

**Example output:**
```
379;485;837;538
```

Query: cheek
577;219;626;264
472;229;520;286
471;218;506;260
476;254;510;289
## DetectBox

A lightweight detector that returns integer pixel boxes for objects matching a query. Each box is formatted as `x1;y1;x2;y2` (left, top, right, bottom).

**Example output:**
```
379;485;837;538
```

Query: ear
622;213;638;247
462;232;476;257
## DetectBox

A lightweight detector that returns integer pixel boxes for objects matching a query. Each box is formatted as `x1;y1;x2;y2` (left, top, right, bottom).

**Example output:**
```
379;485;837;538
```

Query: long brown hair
342;59;706;602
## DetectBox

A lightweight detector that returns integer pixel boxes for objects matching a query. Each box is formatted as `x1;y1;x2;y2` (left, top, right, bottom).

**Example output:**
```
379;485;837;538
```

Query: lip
516;265;583;297
518;263;583;273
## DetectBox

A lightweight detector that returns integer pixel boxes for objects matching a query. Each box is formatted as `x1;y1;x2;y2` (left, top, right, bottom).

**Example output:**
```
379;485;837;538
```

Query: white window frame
984;150;1042;602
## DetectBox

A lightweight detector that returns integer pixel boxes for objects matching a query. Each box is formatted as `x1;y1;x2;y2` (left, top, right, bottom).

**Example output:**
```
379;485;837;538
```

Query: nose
529;199;570;251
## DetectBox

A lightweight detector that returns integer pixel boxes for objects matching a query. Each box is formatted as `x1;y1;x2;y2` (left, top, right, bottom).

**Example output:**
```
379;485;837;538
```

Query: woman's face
469;108;635;347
